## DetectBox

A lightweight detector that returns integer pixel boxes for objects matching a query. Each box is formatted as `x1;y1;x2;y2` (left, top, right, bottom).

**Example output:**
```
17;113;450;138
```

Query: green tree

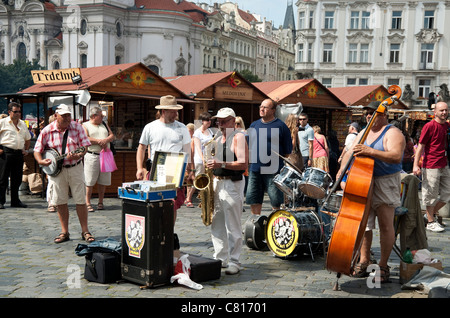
0;59;42;112
239;69;262;83
0;59;42;94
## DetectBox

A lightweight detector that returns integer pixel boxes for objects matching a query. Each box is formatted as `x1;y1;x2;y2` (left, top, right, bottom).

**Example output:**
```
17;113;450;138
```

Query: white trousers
211;178;244;267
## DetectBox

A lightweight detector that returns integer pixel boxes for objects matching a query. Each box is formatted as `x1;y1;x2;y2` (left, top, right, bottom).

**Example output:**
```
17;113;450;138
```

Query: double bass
324;85;402;280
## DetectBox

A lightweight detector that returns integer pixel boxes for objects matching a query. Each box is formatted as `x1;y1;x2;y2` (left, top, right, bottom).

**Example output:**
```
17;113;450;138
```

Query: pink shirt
419;119;450;169
313;135;327;158
34;120;91;166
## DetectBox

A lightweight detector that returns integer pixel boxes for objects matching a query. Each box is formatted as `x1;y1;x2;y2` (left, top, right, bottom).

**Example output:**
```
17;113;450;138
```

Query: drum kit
245;152;341;261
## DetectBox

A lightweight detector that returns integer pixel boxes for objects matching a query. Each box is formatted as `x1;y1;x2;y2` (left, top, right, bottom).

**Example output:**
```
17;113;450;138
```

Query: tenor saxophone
193;137;217;226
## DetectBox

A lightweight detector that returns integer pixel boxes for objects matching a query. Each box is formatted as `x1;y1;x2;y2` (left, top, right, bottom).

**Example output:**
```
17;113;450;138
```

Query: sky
218;0;295;28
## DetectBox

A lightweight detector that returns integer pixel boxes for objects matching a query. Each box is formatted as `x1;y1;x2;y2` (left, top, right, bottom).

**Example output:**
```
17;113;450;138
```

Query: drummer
246;99;293;215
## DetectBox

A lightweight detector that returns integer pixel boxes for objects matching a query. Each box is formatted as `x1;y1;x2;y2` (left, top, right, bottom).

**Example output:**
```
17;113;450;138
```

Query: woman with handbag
312;125;329;173
82;107;115;212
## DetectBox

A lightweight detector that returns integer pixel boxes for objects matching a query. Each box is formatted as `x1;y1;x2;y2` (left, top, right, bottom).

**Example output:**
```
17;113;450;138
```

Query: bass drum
244;215;268;250
265;209;323;258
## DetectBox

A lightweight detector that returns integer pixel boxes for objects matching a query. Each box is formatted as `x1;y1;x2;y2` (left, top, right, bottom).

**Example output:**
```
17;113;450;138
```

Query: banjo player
34;104;94;244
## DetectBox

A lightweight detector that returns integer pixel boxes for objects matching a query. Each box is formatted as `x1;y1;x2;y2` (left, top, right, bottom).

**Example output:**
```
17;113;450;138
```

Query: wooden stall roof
253;79;347;109
329;85;408;109
165;71;269;103
20;62;193;102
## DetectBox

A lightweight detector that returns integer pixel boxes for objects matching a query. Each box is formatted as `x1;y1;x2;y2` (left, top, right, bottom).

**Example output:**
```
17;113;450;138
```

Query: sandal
54;232;70;244
375;265;391;284
185;200;194;208
351;262;371;278
87;204;95;212
81;232;95;243
97;203;104;210
47;205;56;213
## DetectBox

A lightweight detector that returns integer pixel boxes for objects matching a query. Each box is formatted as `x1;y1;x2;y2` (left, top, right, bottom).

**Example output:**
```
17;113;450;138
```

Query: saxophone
193;137;217;226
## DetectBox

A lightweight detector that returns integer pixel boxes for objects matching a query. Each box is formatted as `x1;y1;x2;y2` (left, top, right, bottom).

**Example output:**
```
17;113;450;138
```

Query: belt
214;175;242;181
87;151;100;155
2;146;23;154
63;160;82;169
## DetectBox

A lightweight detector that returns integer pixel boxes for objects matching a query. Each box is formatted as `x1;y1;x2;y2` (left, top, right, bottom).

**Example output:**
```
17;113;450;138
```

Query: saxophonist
206;108;248;275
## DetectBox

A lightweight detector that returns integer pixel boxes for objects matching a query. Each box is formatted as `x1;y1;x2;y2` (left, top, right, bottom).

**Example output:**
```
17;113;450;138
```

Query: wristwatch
221;163;226;169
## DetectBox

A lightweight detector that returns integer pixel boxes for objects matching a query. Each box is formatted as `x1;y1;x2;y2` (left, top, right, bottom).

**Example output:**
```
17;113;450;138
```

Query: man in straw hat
136;95;194;222
206;107;248;274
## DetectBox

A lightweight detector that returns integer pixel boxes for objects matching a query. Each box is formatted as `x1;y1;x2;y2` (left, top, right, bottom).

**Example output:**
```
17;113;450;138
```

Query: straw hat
155;95;183;110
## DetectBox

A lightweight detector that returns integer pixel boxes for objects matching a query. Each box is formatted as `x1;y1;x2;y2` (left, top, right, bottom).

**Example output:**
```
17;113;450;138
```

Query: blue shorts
245;171;284;208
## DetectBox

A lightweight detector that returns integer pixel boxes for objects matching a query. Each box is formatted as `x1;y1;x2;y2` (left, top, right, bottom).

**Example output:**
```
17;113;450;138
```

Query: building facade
295;0;450;107
0;0;295;82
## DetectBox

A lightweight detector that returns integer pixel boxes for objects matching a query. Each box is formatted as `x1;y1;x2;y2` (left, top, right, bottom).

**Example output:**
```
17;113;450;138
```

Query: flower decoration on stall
117;71;156;88
375;89;385;101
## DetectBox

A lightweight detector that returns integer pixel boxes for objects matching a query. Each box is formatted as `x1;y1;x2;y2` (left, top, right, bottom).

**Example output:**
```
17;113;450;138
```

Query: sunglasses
11;110;22;114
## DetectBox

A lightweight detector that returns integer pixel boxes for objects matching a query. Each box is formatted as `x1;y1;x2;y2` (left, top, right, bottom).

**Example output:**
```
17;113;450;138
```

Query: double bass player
337;101;405;283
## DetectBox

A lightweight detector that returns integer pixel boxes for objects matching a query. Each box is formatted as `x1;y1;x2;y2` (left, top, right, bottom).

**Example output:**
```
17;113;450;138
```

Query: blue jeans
245;171;284;208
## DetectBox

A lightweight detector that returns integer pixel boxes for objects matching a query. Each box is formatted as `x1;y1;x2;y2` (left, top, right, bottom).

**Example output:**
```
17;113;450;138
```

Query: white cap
55;104;72;115
213;107;236;119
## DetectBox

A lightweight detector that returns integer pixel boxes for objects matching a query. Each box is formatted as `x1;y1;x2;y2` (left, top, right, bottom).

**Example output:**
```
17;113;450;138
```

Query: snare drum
273;165;302;197
265;209;323;258
323;192;343;213
298;167;332;199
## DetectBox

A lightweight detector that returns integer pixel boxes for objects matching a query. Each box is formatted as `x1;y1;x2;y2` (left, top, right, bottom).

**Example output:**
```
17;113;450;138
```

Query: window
390;44;400;63
361;11;370;29
309;11;314;29
323;43;333;62
424;10;434;29
349;43;369;63
420;43;434;69
347;78;357;86
387;78;400;86
392;11;402;29
116;22;122;38
17;42;26;60
298;43;304;62
360;44;369;62
350;11;359;29
349;44;358;63
307;43;313;62
418;79;431;98
80;19;87;35
324;11;334;29
322;78;332;88
359;78;368;85
149;65;159;75
80;54;87;68
299;11;305;29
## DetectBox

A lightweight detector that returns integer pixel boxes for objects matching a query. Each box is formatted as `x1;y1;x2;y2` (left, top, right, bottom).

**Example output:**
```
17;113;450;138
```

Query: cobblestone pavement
0;192;448;300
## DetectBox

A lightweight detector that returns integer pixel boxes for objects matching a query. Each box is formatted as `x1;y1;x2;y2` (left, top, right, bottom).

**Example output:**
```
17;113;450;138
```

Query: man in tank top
337;101;405;284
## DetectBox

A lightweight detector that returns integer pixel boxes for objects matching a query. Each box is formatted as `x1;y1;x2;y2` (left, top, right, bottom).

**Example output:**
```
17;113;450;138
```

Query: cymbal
273;151;303;174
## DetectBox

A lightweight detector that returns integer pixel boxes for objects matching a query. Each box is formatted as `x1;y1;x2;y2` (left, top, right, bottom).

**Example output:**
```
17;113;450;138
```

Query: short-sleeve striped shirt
34;120;91;166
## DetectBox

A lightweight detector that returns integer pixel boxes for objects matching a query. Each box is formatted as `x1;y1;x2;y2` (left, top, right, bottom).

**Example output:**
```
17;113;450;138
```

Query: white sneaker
225;263;240;275
427;221;445;232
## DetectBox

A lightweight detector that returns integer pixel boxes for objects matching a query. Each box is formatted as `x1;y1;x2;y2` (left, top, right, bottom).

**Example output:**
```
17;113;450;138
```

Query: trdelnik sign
31;68;81;84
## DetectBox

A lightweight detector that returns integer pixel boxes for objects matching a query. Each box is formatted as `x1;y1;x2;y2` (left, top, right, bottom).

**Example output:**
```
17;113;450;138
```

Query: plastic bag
413;249;432;264
170;254;203;290
100;148;118;173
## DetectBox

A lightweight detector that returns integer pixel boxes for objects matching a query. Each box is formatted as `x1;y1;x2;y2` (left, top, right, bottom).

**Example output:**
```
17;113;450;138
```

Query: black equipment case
121;199;174;288
182;254;221;283
84;252;121;284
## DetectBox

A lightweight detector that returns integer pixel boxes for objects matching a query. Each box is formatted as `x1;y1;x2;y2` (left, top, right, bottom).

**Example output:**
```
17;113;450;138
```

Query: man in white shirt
338;122;360;164
136;95;194;222
0;102;31;209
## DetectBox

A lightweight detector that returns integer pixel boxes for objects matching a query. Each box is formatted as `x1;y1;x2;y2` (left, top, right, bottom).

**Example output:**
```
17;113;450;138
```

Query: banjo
41;146;86;177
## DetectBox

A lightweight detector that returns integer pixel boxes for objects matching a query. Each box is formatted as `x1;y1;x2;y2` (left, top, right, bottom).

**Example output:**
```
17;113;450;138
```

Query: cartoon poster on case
125;214;145;258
